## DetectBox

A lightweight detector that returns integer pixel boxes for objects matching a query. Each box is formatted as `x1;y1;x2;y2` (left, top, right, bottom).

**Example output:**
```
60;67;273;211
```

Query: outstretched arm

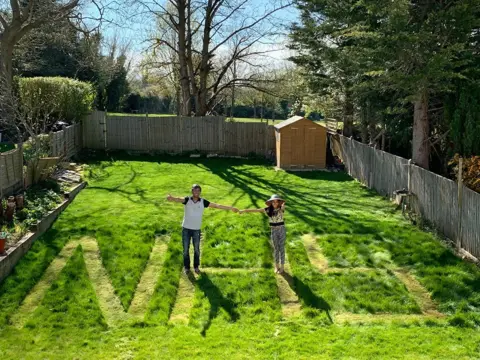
240;208;265;214
209;203;239;213
166;194;186;204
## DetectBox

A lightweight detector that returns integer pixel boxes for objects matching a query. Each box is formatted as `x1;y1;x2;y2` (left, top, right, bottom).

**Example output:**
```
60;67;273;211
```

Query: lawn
107;112;176;117
0;155;479;359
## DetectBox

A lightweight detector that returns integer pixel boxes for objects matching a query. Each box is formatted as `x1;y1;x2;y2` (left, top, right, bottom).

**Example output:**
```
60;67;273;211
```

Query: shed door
304;127;318;165
290;127;303;165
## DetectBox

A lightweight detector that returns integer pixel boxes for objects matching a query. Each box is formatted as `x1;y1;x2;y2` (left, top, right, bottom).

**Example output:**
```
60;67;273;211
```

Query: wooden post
264;123;268;158
456;157;463;249
407;159;412;192
369;144;375;188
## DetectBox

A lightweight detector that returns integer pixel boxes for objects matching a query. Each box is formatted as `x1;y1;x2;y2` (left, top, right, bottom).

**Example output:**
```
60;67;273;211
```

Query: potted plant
0;230;8;256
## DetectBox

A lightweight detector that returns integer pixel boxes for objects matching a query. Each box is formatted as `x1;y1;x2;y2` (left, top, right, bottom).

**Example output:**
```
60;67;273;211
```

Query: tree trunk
412;92;430;169
343;89;354;137
0;42;14;93
230;60;236;120
176;85;181;116
360;103;369;143
196;0;214;116
0;42;15;128
177;0;191;116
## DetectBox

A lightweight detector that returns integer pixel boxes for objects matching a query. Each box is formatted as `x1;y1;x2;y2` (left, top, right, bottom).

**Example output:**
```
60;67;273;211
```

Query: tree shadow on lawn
194;273;240;337
201;164;379;235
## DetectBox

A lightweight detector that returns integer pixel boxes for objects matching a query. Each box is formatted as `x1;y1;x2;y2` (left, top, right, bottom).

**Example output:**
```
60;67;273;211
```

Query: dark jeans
182;228;201;269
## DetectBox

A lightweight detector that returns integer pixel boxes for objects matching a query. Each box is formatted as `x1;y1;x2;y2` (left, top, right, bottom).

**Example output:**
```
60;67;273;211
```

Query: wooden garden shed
274;116;327;170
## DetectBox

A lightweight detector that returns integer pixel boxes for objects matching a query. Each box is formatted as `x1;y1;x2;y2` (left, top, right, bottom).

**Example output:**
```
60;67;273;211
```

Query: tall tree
0;0;82;89
290;0;480;169
137;0;291;116
368;0;480;169
289;0;374;136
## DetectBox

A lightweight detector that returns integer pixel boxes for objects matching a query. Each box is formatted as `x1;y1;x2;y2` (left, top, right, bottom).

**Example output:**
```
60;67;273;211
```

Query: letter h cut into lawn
169;234;303;328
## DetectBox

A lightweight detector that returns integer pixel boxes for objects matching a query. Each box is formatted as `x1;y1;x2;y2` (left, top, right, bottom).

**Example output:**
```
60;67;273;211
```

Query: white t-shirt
182;197;210;230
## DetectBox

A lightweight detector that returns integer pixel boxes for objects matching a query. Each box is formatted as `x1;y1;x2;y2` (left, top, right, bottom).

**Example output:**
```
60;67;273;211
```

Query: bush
22;134;50;162
122;92;173;114
18;77;95;124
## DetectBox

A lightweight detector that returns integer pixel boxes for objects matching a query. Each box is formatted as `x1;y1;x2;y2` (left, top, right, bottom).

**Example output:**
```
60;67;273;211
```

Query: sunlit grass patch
309;270;422;314
318;234;394;268
201;221;272;269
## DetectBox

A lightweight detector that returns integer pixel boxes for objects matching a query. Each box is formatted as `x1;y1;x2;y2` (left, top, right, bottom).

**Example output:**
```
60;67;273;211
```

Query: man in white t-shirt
167;184;238;274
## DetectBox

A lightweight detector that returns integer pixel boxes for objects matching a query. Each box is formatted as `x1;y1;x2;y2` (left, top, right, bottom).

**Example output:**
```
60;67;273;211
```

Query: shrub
18;77;95;124
22;134;51;162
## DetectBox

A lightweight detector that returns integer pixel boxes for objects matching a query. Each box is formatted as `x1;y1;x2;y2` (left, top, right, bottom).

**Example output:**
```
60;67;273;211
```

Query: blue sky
95;0;299;66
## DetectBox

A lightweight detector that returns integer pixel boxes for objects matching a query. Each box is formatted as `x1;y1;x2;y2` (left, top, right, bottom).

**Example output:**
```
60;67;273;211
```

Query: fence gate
82;111;106;149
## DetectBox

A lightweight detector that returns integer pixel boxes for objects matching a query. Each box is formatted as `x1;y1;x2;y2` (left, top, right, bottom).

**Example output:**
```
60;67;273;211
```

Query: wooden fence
83;112;276;157
330;134;480;260
50;123;83;159
0;147;23;196
0;124;83;196
83;111;106;149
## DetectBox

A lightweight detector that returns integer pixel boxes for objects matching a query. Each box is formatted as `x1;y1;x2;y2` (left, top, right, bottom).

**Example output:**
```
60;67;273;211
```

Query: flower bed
0;180;64;250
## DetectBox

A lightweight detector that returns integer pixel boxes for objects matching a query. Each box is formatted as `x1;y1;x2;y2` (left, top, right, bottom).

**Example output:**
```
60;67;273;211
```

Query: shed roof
274;116;324;130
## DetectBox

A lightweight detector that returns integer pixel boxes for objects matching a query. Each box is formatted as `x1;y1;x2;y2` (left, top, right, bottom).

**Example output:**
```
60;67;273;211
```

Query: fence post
407;159;412;192
456;157;463;249
369;145;375;188
62;125;67;158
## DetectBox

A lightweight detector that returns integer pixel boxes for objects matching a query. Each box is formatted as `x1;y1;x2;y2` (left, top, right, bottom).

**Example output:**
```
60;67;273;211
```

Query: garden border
0;182;87;283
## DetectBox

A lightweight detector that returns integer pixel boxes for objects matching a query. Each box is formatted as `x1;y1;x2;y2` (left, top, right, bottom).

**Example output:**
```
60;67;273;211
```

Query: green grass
228;117;284;123
190;270;282;334
319;234;395;268
24;246;107;332
0;154;479;358
107;112;176;117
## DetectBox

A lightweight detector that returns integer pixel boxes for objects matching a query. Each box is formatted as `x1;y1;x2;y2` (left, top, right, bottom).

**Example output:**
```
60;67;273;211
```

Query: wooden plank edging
0;182;87;283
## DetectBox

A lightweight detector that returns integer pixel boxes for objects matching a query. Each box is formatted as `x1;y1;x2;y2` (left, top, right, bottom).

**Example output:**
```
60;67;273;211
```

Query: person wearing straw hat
240;194;287;274
167;184;239;274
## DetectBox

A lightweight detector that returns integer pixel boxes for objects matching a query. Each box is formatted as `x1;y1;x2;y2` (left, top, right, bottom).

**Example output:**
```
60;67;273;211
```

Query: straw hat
265;194;285;206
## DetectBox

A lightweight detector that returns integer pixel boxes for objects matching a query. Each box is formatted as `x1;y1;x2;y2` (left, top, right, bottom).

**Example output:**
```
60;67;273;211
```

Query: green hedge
18;77;95;123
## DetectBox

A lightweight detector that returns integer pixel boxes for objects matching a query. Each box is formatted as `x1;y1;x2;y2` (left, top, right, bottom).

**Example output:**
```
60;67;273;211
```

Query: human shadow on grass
281;272;333;324
195;273;240;337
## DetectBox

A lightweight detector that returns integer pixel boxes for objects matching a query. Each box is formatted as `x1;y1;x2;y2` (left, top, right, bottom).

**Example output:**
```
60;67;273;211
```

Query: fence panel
50;124;82;159
104;114;274;156
345;139;372;186
411;165;459;241
373;151;408;197
0;147;23;196
461;186;480;259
